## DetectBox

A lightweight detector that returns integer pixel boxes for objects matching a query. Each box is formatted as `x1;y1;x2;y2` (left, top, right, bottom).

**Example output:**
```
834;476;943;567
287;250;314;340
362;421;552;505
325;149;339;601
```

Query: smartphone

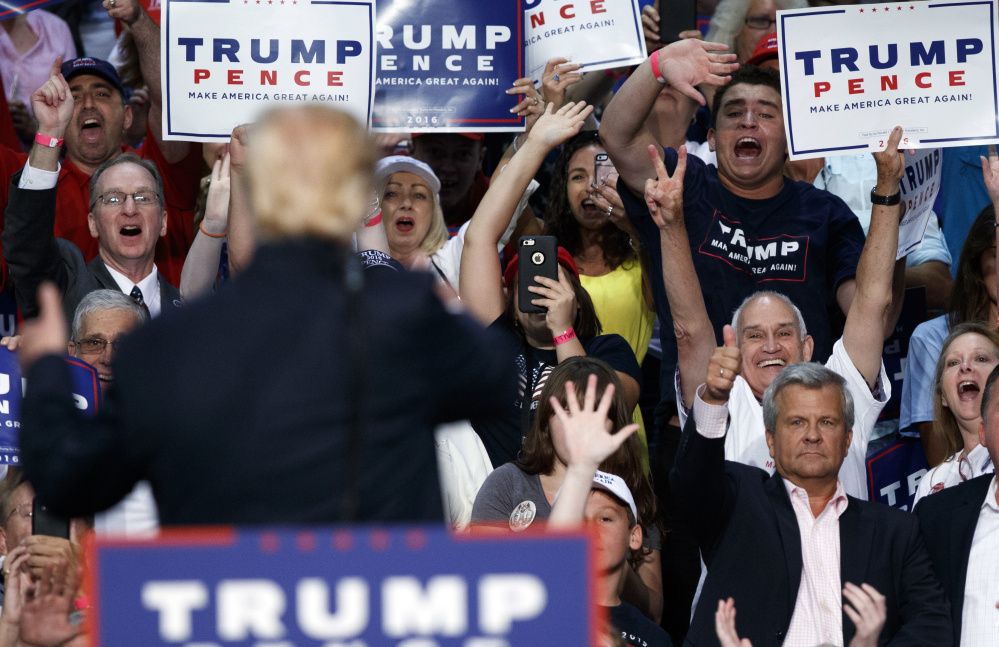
32;499;70;539
658;0;698;45
517;236;559;314
595;152;617;188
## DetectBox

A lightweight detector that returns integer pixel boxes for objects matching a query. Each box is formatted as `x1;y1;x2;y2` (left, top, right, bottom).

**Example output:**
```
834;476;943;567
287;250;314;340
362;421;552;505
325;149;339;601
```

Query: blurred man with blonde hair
14;104;514;525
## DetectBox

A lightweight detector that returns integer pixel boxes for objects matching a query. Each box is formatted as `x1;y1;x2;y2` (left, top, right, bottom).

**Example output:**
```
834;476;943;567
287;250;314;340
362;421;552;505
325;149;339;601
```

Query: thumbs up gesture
704;325;741;406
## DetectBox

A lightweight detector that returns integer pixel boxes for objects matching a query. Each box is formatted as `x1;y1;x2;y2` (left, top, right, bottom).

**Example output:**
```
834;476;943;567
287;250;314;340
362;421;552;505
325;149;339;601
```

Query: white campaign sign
161;0;374;141
777;1;999;160
523;0;646;84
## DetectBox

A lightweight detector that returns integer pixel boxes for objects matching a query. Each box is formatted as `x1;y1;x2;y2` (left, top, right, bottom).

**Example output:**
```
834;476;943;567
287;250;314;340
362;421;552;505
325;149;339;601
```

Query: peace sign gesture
644;144;687;231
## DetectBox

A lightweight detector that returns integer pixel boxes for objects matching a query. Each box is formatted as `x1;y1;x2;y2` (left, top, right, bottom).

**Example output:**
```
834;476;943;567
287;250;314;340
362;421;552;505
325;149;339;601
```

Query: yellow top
580;257;655;473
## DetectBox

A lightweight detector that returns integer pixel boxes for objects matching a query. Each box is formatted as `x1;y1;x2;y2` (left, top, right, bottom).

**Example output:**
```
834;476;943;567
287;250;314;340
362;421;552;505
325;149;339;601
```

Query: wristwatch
870;187;901;206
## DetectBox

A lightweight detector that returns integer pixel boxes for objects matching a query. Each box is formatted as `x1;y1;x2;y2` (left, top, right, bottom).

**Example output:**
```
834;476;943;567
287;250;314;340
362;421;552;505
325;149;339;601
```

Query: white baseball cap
591;470;638;524
374;155;441;195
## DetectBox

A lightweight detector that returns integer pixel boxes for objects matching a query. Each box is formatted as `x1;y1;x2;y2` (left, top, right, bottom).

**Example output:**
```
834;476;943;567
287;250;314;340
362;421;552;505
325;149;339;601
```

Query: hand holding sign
644;144;686;231
103;0;143;26
541;58;583;113
704;325;741;406
657;39;738;106
872;126;908;195
506;76;545;135
31;58;72;140
549;374;639;471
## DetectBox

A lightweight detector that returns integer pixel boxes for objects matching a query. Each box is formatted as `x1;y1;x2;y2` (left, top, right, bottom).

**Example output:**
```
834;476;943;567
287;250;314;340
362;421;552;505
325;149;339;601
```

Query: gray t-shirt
471;463;551;531
470;463;662;551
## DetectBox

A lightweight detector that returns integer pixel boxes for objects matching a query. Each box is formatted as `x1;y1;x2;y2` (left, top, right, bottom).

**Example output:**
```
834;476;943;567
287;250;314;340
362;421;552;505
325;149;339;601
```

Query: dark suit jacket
1;172;180;321
670;414;952;647
914;473;993;646
21;238;516;524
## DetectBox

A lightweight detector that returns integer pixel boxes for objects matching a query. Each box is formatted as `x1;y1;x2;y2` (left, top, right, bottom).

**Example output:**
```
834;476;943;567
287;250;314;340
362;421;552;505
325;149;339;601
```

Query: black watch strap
870;187;901;206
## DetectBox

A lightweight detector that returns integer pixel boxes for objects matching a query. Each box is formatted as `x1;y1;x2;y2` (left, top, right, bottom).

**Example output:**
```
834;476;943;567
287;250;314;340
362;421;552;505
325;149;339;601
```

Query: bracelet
649;49;668;85
364;213;383;227
869;187;901;206
199;221;227;238
34;133;63;148
553;327;576;346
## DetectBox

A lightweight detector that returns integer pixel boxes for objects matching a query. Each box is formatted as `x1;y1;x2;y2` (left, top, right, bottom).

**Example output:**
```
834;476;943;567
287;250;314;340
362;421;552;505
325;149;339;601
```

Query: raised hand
541;58;583;112
103;0;144;25
525;101;594;150
229;123;251;172
981;144;999;205
704;325;741;406
872;126;907;191
715;598;754;647
529;264;577;336
656;39;738;106
0;548;32;630
31;58;72;139
641;2;662;53
844;583;887;647
201;153;231;236
644;144;686;230
17;283;69;371
19;559;82;647
550;374;639;470
590;174;632;236
506;76;545;135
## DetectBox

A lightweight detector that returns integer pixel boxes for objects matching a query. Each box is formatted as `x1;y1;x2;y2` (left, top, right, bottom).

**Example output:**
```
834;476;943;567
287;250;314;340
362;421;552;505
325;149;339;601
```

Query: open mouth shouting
957;380;981;401
80;116;103;145
734;137;762;159
395;217;415;233
120;224;142;237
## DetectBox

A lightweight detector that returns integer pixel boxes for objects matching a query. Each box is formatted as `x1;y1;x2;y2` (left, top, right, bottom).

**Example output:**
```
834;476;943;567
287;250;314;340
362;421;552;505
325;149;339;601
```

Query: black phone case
658;0;698;45
32;499;70;539
517;236;559;314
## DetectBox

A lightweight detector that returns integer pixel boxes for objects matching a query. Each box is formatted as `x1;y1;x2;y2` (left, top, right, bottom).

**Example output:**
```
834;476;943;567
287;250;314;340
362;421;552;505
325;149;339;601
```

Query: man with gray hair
670;358;952;647
644;126;912;499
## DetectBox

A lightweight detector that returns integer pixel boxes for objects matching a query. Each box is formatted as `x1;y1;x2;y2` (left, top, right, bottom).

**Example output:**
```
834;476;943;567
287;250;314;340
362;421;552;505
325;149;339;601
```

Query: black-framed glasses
72;338;125;355
90;191;159;209
744;16;777;29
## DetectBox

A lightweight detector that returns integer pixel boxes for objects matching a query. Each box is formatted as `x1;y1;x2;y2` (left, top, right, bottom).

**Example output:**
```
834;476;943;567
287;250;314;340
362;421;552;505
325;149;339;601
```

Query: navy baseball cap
61;58;126;100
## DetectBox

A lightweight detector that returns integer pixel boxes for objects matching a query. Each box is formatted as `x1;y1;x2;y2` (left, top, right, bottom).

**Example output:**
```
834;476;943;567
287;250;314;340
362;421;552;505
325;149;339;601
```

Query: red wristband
649;49;668;85
34;133;64;148
553;327;576;346
364;212;383;227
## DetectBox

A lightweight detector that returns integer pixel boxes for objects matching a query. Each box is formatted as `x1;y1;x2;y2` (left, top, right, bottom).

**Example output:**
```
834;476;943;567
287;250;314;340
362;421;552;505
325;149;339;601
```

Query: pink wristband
553;327;576;346
34;133;64;148
649;49;668;85
364;212;383;227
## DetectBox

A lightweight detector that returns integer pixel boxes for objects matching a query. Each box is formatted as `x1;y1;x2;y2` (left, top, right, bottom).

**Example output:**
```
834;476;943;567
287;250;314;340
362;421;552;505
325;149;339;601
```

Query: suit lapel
839;499;873;646
158;274;181;310
765;474;802;623
948;476;990;636
87;257;118;291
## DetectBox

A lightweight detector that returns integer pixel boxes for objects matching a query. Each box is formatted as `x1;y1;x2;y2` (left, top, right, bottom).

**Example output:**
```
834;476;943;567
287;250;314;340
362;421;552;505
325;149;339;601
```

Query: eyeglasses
91;191;159;209
3;506;32;525
73;338;124;356
744;16;777;29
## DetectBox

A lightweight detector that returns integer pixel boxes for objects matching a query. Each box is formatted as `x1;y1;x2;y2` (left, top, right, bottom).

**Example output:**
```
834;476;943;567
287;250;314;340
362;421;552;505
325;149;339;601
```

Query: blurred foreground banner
371;0;523;133
523;0;646;85
161;0;375;141
91;526;599;646
778;1;999;160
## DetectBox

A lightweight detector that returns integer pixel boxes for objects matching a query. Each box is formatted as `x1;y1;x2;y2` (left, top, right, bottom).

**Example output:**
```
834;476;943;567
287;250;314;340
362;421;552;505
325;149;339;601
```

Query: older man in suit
671;344;952;646
916;365;999;646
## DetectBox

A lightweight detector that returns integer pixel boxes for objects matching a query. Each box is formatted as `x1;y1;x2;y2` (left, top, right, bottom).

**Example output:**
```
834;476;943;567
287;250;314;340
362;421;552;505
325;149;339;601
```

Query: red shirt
0;126;203;288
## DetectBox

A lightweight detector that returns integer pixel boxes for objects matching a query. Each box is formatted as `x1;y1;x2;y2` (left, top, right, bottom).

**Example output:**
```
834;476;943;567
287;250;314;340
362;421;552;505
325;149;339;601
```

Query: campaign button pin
509;500;537;532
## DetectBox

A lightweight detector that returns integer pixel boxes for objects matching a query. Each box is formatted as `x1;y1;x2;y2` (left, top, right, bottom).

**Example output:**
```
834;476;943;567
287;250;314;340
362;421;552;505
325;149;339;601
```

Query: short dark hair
711;65;782;127
981;365;999;424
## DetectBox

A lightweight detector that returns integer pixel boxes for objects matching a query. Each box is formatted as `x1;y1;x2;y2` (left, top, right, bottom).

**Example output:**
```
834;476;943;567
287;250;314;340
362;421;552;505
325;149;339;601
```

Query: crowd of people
0;0;993;645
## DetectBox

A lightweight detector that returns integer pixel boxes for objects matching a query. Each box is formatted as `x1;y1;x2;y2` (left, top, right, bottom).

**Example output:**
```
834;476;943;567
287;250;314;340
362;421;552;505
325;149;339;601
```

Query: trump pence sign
162;0;375;141
778;1;999;159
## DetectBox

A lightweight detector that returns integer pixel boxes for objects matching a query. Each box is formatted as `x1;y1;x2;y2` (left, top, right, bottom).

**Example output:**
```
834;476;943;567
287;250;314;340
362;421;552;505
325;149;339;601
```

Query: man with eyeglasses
3;151;181;323
0;0;202;294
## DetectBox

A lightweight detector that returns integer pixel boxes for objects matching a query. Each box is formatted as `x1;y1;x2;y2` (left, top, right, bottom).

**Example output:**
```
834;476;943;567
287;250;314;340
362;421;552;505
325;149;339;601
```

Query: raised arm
459;101;592;325
645;144;714;409
107;0;189;162
180;154;230;302
226;124;255;274
842;127;907;388
600;39;736;196
980;144;999;316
